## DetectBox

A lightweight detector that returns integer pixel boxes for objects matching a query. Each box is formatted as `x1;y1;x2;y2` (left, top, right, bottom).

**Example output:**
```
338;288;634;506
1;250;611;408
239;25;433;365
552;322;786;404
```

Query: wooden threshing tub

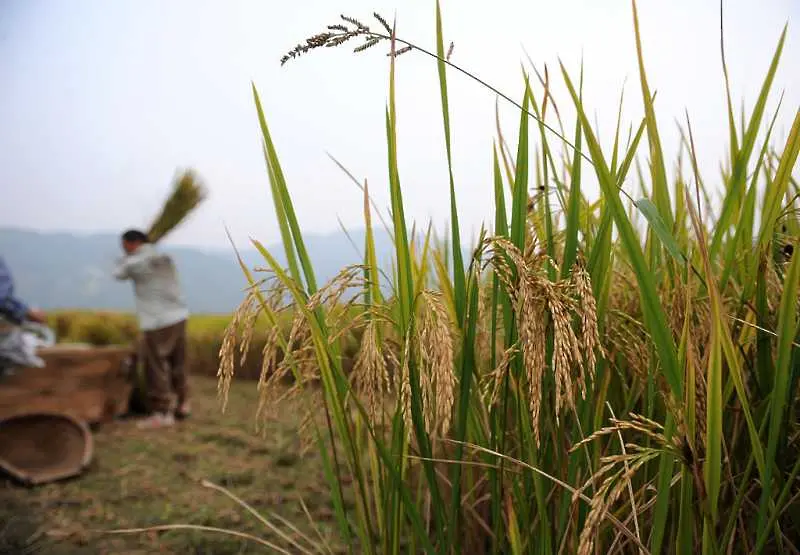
0;345;134;485
0;344;134;425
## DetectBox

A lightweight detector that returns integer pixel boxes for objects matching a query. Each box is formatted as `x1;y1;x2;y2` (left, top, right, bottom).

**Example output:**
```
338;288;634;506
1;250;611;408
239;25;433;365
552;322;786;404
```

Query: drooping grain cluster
577;448;659;555
603;268;651;377
218;265;374;432
416;290;457;437
481;344;518;407
668;280;711;446
573;414;682;555
573;257;602;386
394;289;458;439
352;317;390;420
217;289;257;412
483;237;602;444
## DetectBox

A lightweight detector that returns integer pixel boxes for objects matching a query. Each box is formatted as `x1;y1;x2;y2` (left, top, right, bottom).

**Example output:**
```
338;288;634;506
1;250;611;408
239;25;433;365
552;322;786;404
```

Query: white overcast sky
0;0;798;249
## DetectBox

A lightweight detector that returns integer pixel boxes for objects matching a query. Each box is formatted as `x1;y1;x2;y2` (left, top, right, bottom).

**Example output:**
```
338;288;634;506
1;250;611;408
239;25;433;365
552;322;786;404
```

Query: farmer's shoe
176;401;191;420
136;412;175;430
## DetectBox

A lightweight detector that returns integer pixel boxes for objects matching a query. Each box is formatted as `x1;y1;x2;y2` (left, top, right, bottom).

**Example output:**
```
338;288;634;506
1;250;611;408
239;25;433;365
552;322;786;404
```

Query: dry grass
0;376;344;555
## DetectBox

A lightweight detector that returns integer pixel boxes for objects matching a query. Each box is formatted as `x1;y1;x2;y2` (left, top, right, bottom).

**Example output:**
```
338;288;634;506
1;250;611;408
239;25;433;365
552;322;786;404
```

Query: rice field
213;3;800;554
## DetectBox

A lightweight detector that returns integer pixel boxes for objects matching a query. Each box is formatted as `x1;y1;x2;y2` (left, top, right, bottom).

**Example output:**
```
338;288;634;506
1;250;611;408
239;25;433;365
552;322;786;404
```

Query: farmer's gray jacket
113;244;189;331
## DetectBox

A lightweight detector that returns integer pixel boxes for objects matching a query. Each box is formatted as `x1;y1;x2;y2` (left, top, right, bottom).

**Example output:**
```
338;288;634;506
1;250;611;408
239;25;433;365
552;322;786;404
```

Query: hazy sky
1;0;798;250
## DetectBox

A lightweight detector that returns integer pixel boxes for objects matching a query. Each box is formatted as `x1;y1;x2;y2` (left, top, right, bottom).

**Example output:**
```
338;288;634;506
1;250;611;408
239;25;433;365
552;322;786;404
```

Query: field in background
46;310;345;382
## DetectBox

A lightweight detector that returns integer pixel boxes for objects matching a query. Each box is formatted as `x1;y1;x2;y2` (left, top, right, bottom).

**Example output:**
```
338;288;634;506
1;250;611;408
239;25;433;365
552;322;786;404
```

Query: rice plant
220;2;800;553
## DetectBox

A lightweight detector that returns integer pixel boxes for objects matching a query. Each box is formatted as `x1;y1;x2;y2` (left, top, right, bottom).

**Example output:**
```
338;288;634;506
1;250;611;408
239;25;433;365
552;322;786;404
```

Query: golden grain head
572;414;677;457
306;265;365;312
238;293;258;368
415;310;435;435
482;344;518;408
352;318;390;421
604;311;650;380
399;329;413;434
254;327;283;426
417;289;457;438
516;281;546;445
543;280;580;422
573;259;602;388
693;358;708;444
146;169;207;244
577;453;655;555
298;395;320;456
474;281;492;367
217;292;257;412
483;237;604;446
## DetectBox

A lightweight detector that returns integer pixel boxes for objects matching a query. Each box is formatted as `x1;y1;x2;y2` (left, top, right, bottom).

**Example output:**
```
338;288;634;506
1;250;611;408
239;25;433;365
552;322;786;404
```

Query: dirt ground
0;376;345;554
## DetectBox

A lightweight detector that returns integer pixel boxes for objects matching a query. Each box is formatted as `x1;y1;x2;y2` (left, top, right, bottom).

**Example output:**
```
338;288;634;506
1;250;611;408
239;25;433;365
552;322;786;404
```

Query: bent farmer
0;256;46;325
114;230;190;429
1;256;48;374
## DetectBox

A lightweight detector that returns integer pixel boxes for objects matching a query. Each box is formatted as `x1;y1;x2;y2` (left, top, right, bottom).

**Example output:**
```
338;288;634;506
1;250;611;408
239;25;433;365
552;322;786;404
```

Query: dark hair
121;229;150;243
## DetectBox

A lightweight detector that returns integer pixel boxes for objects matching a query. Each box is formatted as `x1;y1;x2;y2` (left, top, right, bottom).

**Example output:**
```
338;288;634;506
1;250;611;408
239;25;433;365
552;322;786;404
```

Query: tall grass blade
635;198;686;267
756;201;800;538
686;193;722;554
719;0;740;159
561;66;584;278
434;0;466;325
510;84;531;250
384;26;448;545
631;0;673;229
711;27;787;257
755;109;800;253
561;62;682;400
253;84;317;291
718;100;783;291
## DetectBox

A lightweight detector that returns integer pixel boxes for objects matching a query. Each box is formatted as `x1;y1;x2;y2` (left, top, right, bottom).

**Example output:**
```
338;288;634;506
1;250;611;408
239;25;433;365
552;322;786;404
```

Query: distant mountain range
0;227;396;314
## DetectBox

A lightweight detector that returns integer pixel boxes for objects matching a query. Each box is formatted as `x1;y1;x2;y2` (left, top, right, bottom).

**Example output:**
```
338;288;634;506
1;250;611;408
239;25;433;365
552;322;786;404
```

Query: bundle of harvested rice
146;168;207;244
